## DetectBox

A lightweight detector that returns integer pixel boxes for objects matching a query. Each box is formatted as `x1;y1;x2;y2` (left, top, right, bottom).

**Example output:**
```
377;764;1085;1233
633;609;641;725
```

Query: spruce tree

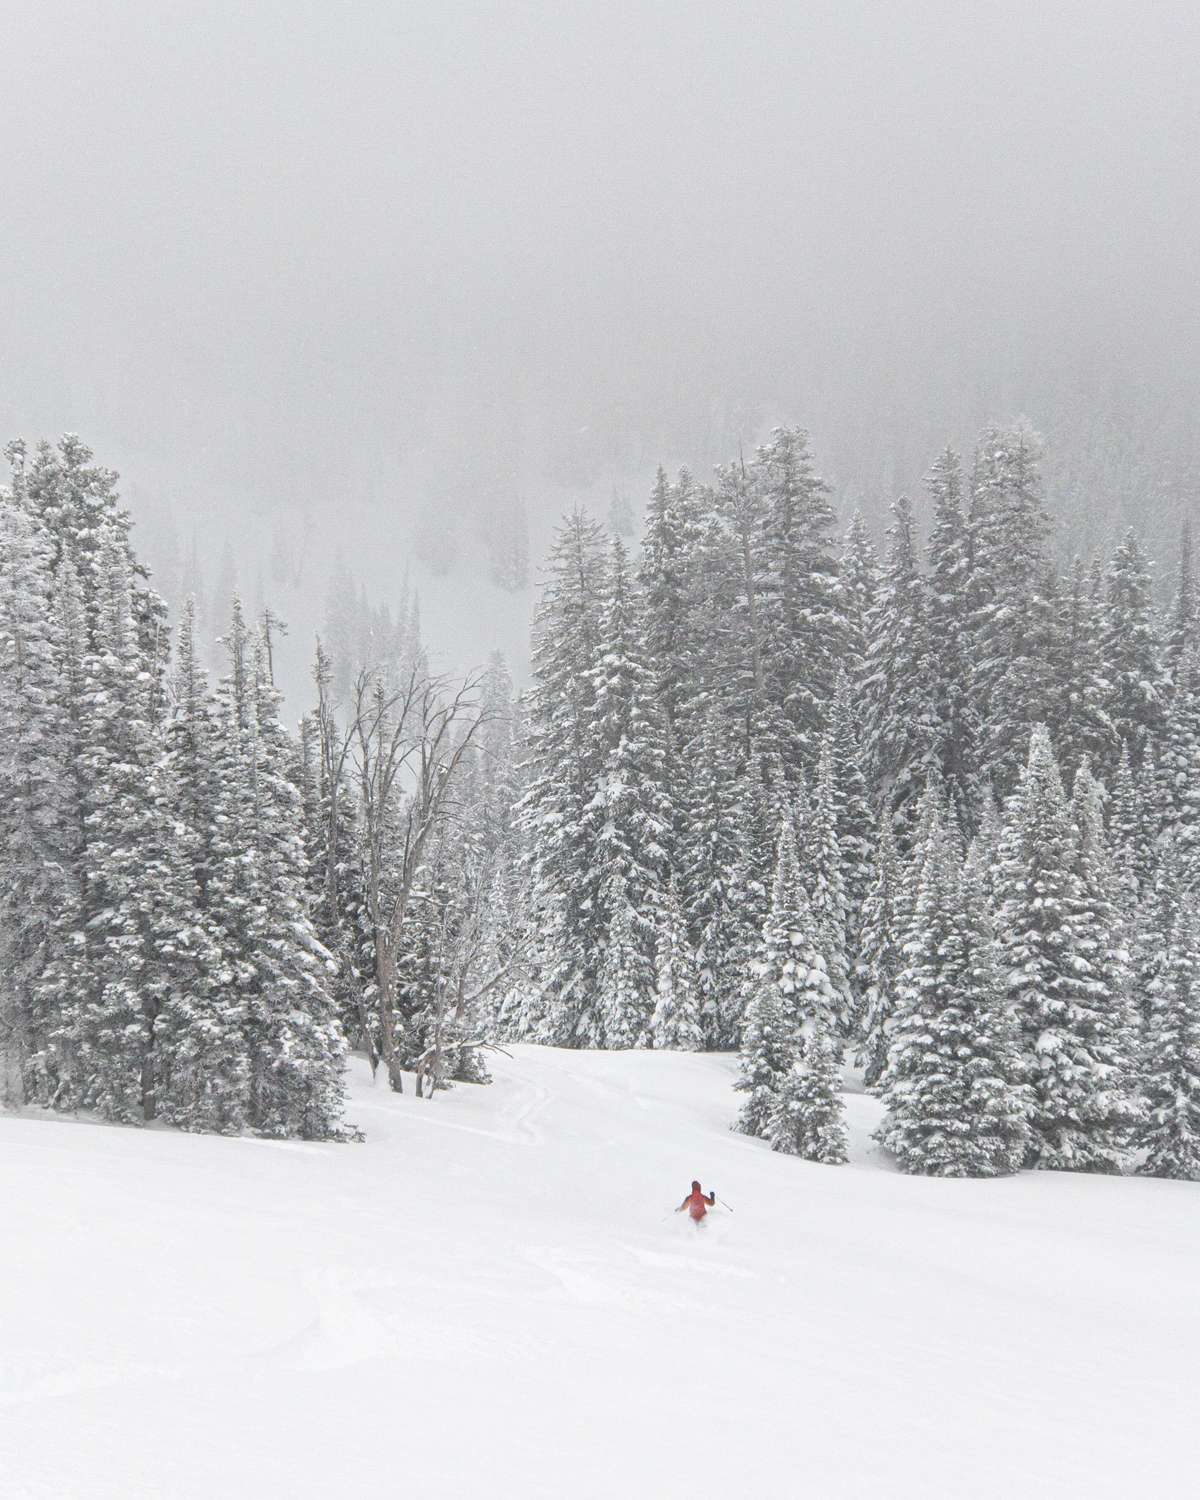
924;448;982;829
858;817;906;1089
734;812;838;1137
1100;529;1166;779
863;494;934;841
650;883;703;1051
994;727;1136;1172
1140;894;1200;1180
520;510;609;1043
769;1025;849;1164
966;425;1056;800
0;483;70;1102
209;603;347;1138
679;708;748;1046
877;809;1029;1176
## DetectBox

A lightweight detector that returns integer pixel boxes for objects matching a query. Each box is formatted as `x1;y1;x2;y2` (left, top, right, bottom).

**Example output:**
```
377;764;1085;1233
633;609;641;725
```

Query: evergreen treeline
0;438;525;1135
511;422;1200;1179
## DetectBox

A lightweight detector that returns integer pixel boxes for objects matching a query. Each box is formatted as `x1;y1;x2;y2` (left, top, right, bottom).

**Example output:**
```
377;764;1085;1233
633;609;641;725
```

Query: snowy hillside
3;1050;1197;1500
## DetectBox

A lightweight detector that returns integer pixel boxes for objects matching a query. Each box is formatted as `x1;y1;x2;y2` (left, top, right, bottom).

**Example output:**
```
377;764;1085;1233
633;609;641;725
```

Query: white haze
2;1;1197;703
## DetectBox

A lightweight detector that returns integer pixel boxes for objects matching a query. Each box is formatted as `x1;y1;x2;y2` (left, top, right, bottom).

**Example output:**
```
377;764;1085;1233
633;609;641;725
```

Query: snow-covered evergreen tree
208;603;347;1138
679;708;748;1046
994;727;1137;1172
876;812;1029;1176
924;448;982;830
1140;893;1200;1179
1100;529;1166;779
597;883;654;1049
966;425;1056;800
858;817;904;1089
769;1025;848;1164
520;510;609;1043
0;480;71;1102
734;812;839;1137
650;883;702;1051
863;494;933;840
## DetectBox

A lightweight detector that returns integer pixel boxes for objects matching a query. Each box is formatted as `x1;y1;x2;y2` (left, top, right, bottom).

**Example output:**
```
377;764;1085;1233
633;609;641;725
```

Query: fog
3;0;1197;701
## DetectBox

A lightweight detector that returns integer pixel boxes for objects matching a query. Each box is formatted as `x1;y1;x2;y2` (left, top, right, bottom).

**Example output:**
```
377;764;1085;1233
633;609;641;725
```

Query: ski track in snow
3;1045;1200;1500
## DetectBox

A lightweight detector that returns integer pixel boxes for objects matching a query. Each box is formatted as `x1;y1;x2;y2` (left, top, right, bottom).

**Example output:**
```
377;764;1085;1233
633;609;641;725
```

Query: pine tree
638;466;703;752
863;495;934;841
858;817;905;1089
752;427;842;764
69;524;216;1125
924;448;982;829
583;537;674;1045
823;671;876;985
209;603;347;1137
966;425;1056;800
1154;640;1200;890
876;812;1029;1176
769;1025;848;1164
994;727;1136;1172
734;813;838;1136
0;483;71;1102
803;733;851;1026
1140;893;1200;1179
839;511;879;690
651;883;702;1051
1165;517;1196;673
1049;559;1115;782
1100;529;1166;779
520;510;610;1044
597;884;654;1049
679;708;748;1047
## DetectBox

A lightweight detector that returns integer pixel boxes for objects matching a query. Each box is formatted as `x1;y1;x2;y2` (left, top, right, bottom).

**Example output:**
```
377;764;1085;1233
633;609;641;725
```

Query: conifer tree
751;427;842;763
70;524;215;1125
858;817;905;1089
823;671;875;979
734;812;838;1136
876;812;1029;1176
1140;894;1200;1179
803;734;851;1025
924;448;982;829
596;885;654;1049
1153;640;1200;890
839;511;880;689
863;495;934;840
994;727;1136;1171
769;1025;849;1164
520;510;609;1043
679;709;748;1046
0;484;70;1101
1100;529;1166;779
650;883;702;1051
583;538;673;1044
1050;559;1115;781
1165;517;1196;672
208;603;347;1137
966;425;1056;799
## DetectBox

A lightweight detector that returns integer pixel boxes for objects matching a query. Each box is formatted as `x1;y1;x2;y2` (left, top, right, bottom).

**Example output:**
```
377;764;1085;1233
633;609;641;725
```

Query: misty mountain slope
2;1049;1197;1500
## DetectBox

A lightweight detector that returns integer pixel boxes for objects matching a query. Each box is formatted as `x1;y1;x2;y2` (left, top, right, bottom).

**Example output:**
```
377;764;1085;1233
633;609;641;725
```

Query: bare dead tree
413;856;531;1098
351;662;490;1092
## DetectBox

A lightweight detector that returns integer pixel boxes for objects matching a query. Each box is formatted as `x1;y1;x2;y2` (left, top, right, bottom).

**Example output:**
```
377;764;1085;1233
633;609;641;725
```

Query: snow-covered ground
3;1048;1198;1500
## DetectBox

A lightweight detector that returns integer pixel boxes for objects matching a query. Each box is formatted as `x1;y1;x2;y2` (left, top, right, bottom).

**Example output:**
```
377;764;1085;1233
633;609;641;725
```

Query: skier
678;1181;717;1223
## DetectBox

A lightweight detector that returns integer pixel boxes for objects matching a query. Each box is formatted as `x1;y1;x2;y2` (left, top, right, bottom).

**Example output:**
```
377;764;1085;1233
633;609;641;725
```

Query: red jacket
681;1185;716;1220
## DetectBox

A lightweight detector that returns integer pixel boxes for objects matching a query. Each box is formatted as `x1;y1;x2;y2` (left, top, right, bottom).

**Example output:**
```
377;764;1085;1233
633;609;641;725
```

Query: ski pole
715;1195;734;1213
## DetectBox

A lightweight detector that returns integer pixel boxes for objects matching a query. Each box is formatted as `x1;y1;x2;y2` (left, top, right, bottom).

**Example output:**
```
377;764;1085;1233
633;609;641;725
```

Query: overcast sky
2;1;1197;686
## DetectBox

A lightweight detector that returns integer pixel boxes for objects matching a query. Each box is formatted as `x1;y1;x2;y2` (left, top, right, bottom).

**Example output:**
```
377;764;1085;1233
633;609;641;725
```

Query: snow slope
3;1048;1198;1500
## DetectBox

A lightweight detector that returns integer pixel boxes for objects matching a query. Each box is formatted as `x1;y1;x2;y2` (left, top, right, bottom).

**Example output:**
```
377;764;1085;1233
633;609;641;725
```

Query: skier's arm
704;1191;716;1205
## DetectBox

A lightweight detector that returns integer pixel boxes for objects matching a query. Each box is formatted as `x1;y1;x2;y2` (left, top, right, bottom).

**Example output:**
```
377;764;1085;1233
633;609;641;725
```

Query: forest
1;426;1197;1180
